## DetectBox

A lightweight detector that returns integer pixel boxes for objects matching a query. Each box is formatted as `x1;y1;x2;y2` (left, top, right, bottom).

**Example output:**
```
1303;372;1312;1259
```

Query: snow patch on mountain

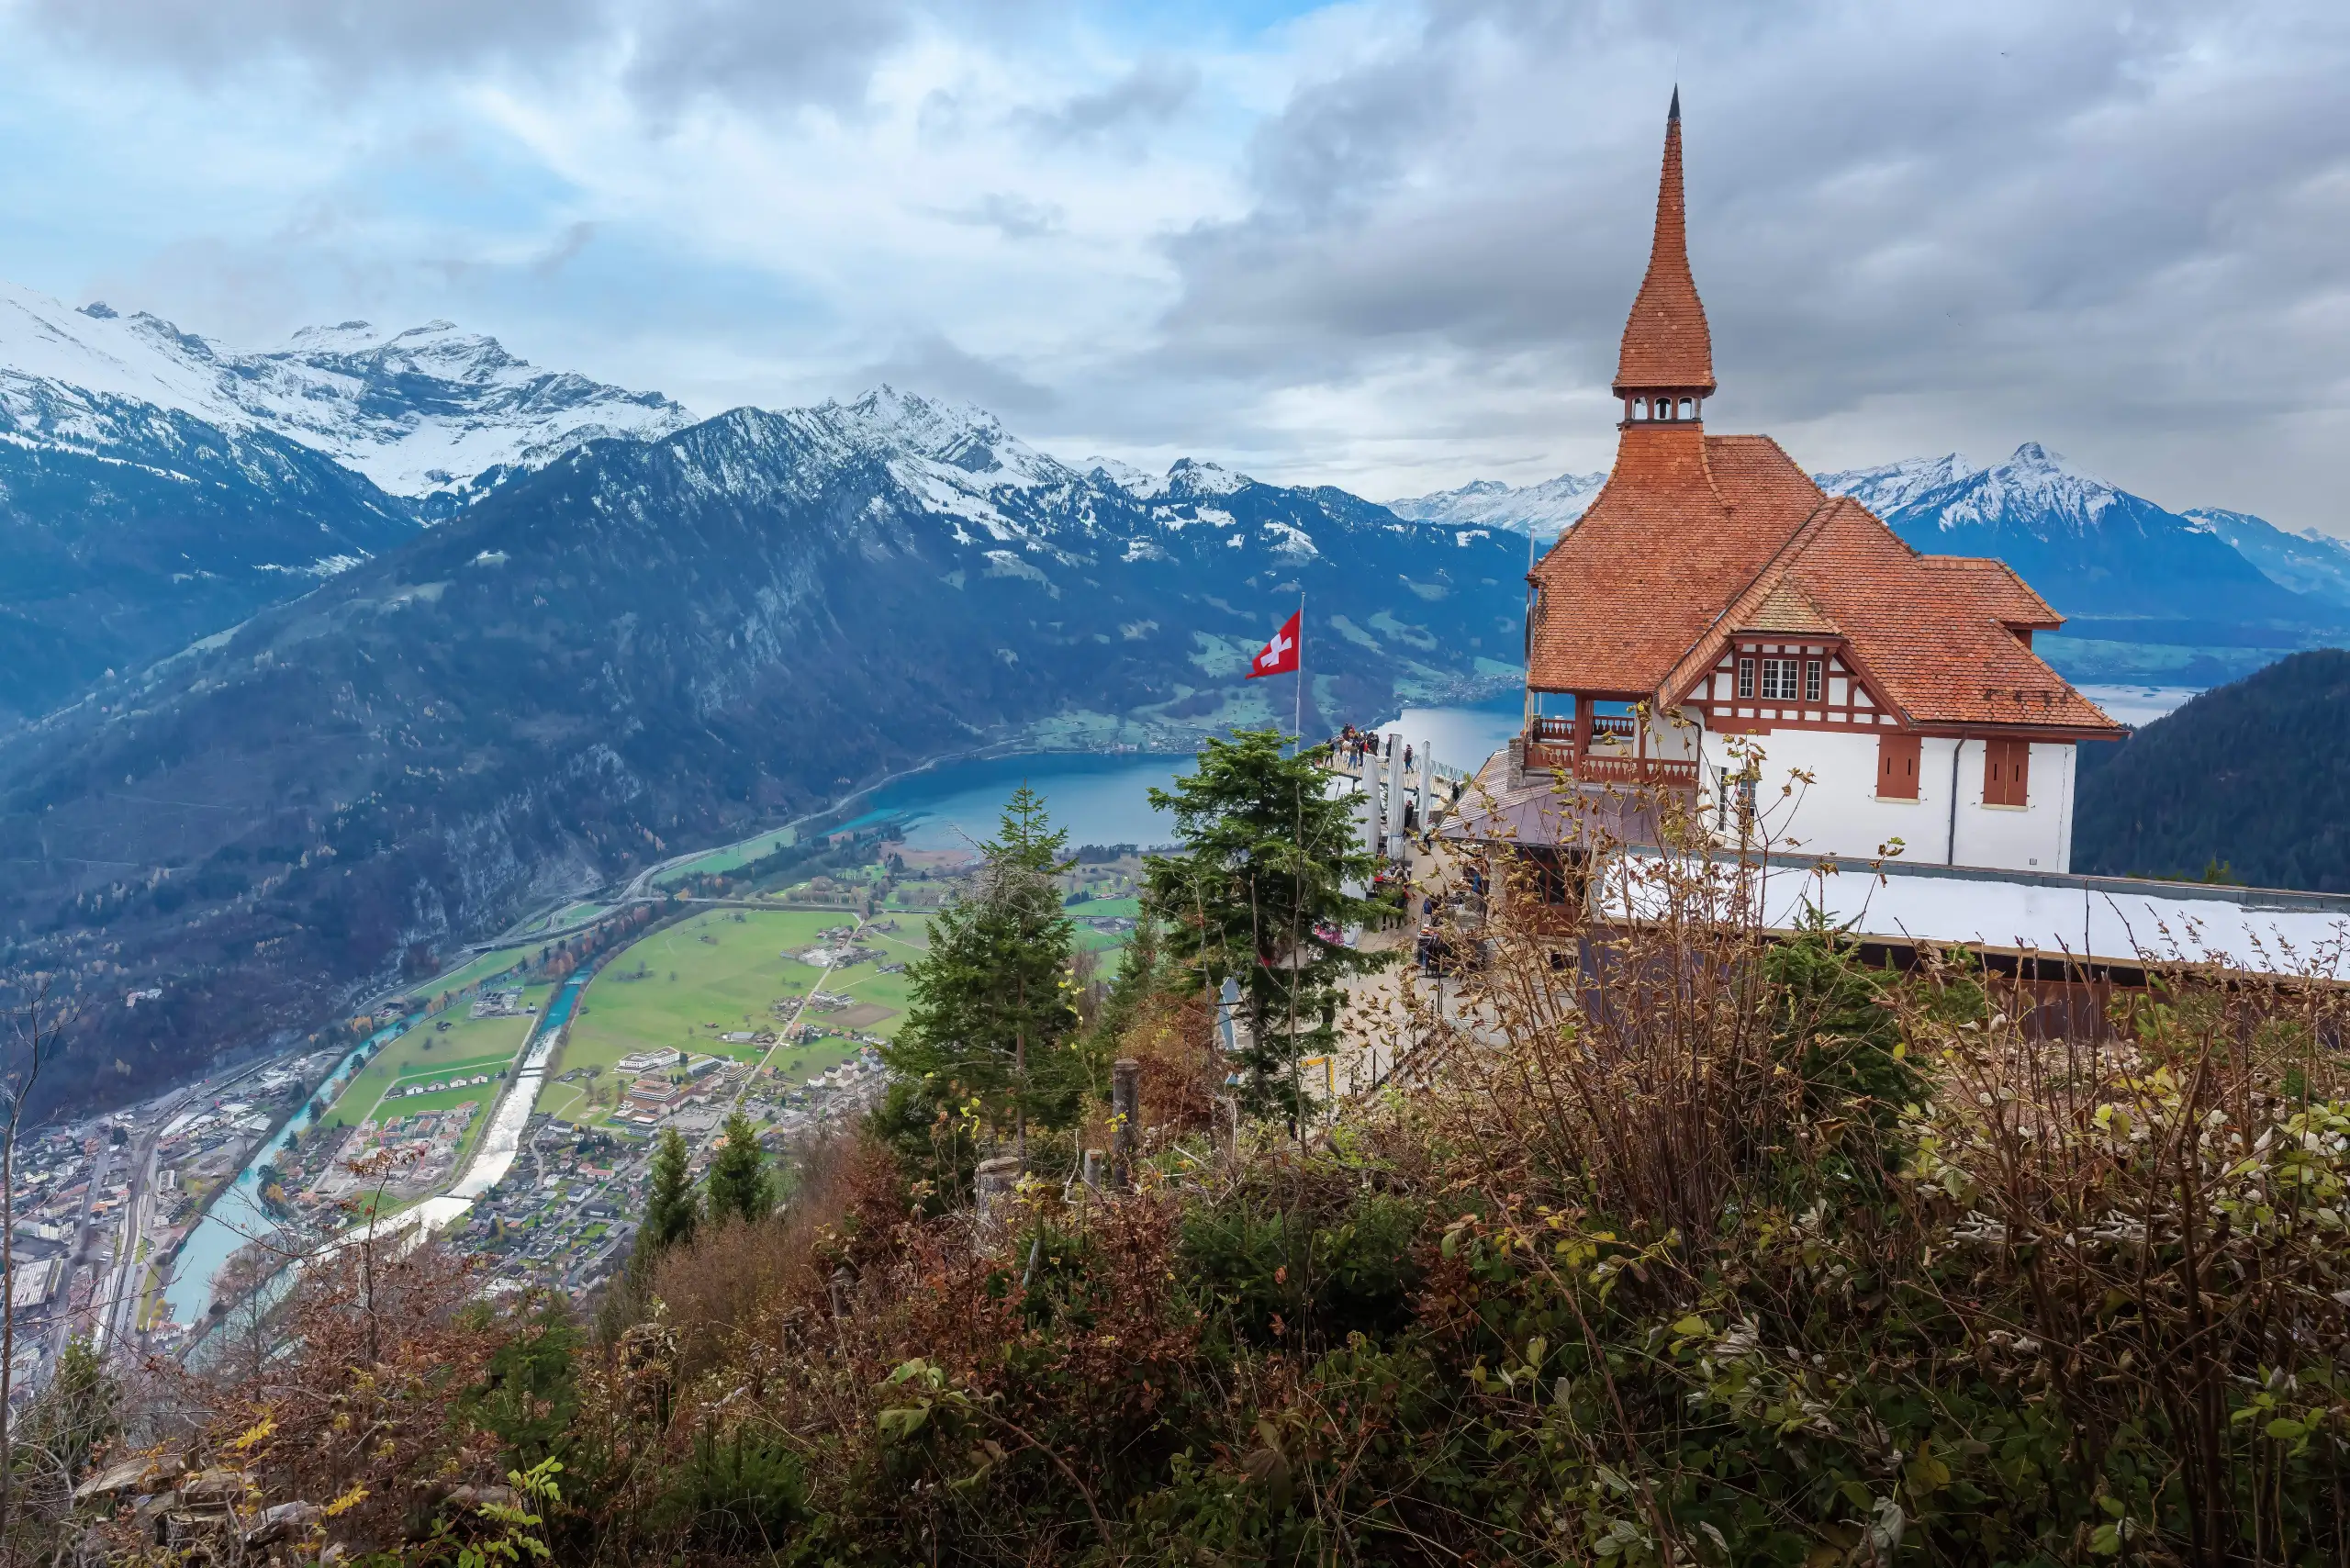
1387;471;1606;540
1162;457;1250;498
1811;453;1978;515
1080;455;1161;496
2184;507;2350;611
0;279;692;501
1817;444;2133;538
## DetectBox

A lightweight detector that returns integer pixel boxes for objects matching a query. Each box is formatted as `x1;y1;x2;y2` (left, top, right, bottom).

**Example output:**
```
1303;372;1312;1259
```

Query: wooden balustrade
1522;724;1699;790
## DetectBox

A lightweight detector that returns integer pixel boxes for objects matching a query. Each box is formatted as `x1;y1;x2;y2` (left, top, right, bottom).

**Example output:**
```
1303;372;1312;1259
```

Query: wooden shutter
1877;732;1921;800
1983;738;2031;807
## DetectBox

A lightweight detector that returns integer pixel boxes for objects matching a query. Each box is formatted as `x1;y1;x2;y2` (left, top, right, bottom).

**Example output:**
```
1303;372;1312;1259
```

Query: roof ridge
1652;495;1842;700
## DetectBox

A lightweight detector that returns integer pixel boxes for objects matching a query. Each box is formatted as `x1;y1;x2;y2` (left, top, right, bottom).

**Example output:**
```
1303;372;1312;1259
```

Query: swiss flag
1248;609;1302;678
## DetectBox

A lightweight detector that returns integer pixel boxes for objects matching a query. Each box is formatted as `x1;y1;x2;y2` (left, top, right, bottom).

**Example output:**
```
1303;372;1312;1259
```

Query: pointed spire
1613;90;1715;398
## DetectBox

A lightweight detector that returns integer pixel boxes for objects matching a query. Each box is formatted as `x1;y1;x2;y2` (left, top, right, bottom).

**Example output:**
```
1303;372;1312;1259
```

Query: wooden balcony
1522;716;1701;790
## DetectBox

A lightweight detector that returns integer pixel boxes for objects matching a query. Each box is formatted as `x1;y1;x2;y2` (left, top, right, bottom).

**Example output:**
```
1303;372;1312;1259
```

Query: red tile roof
1614;92;1715;397
1527;428;1827;692
1650;498;2119;733
1528;95;2119;742
1918;555;2063;630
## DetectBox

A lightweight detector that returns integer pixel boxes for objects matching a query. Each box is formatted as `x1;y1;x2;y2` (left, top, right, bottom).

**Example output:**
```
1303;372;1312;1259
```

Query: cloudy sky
1;0;2344;524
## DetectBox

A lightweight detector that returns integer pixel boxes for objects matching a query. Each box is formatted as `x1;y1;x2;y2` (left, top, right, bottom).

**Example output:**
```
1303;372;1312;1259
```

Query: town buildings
1494;93;2122;873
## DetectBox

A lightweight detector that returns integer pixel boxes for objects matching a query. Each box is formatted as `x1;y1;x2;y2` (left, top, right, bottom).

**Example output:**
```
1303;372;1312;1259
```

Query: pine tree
637;1127;699;1258
706;1110;771;1226
882;785;1081;1169
1144;728;1394;1123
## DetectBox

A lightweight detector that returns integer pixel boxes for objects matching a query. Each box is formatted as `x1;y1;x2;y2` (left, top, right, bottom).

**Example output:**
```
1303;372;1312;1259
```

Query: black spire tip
1668;85;1680;123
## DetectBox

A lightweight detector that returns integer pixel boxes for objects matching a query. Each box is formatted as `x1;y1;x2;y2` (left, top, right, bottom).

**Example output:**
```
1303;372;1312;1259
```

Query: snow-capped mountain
1387;471;1607;540
0;386;1532;1104
2181;508;2350;614
1814;442;2329;636
0;281;691;501
1810;452;1980;517
715;387;1428;566
1820;443;2154;542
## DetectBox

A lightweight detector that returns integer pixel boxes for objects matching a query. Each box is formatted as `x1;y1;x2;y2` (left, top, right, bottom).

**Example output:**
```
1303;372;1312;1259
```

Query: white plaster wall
1950;740;2076;874
1692;722;2075;872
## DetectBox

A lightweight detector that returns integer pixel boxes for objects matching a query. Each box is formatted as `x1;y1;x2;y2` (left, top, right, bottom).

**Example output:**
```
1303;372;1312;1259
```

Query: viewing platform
1516;714;1700;790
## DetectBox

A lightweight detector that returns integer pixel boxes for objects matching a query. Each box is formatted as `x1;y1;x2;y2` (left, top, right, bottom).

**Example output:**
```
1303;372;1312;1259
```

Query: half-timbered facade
1502;94;2122;873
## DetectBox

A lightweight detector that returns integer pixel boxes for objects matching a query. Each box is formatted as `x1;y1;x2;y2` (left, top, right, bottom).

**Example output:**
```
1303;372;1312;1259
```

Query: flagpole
1293;592;1305;754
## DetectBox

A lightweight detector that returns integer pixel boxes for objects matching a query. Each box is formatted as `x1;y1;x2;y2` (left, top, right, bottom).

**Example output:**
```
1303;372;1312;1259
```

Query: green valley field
319;988;549;1132
535;909;932;1128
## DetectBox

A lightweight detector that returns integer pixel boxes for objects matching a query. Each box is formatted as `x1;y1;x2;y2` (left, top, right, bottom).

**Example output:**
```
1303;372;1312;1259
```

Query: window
1877;732;1921;800
1804;660;1823;702
1714;767;1760;832
1736;657;1755;698
1758;657;1799;700
1984;738;2031;807
1516;846;1588;907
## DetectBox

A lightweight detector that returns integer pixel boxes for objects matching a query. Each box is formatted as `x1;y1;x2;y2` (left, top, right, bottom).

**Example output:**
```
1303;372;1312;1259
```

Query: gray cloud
532;221;599;279
1021;55;1199;148
859;332;1059;419
935;192;1067;241
1138;0;2350;524
23;0;607;83
622;0;912;118
22;0;951;114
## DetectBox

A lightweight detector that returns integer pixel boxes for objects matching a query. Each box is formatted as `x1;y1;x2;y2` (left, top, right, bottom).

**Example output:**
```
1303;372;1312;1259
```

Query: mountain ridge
1;281;693;501
0;390;1528;1116
2074;649;2350;890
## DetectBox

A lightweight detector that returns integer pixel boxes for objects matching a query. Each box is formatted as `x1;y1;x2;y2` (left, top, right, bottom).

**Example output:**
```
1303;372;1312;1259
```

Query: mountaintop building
1486;91;2124;874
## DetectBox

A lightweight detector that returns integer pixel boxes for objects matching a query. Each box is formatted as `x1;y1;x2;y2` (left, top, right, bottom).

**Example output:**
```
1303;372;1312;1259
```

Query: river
159;1016;417;1329
160;697;1523;1326
162;970;590;1340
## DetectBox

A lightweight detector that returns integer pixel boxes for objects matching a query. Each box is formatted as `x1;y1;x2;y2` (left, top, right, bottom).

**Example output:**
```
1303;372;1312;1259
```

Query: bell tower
1613;89;1716;428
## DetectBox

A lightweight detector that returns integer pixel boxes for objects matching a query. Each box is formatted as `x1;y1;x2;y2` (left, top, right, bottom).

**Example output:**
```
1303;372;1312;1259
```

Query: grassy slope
425;946;533;995
1066;894;1141;953
652;826;800;885
319;990;547;1131
540;909;880;1126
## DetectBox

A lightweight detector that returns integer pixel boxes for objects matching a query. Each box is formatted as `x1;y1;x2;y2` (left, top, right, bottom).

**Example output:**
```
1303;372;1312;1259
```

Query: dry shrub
1084;988;1222;1153
648;1133;888;1383
1403;784;2350;1565
95;1239;510;1562
564;1148;1215;1564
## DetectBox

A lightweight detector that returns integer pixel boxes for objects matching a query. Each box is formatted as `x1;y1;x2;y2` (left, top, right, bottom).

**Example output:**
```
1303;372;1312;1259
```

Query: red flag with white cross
1248;609;1301;678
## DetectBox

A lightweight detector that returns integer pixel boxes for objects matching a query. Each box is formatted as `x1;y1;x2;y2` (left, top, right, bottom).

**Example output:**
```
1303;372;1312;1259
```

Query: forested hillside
0;397;1523;1115
2073;648;2350;890
50;765;2350;1566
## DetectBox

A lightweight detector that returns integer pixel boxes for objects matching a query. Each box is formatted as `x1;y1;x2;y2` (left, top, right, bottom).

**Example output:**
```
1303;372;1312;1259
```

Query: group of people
1331;725;1413;776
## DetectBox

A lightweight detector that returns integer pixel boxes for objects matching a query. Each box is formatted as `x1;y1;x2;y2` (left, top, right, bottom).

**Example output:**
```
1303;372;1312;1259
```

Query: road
43;1139;112;1372
97;1088;196;1357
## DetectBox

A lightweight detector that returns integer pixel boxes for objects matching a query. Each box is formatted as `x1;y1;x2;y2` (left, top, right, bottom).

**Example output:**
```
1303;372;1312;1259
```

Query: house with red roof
1485;93;2123;875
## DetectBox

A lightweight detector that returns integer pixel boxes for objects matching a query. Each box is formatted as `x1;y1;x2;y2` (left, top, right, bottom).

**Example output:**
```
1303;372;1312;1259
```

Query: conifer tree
636;1127;699;1263
706;1110;771;1226
883;785;1080;1167
1144;728;1393;1122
